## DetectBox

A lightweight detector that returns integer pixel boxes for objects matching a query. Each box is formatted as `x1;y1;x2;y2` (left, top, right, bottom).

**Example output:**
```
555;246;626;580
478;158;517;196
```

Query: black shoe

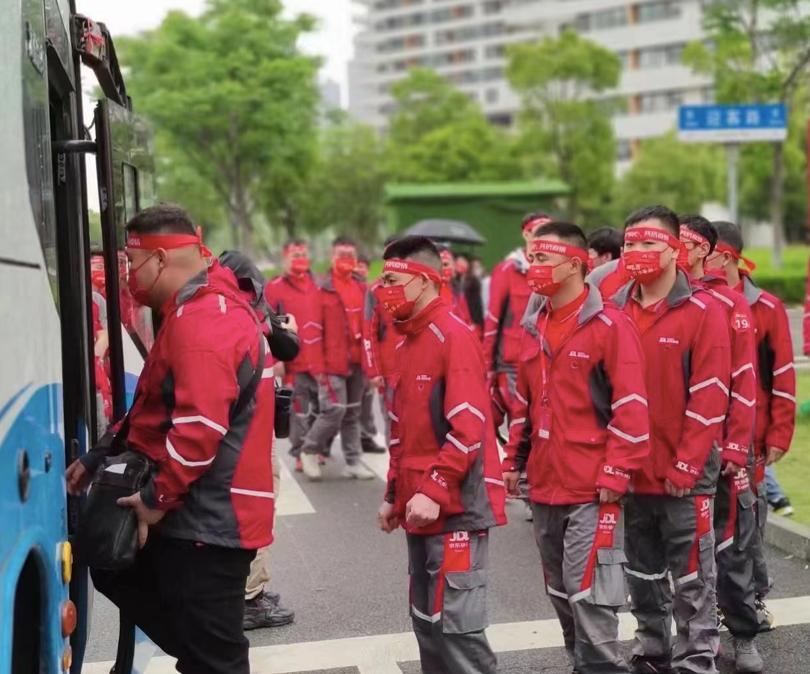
362;437;386;454
262;589;281;606
770;496;794;517
244;595;295;630
630;656;673;674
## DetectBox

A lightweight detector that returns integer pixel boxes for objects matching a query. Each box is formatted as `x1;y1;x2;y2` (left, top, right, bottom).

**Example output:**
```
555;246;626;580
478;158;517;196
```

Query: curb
764;514;810;563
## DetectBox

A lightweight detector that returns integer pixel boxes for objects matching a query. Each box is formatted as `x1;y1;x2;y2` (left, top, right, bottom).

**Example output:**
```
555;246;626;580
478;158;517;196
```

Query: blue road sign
678;103;788;143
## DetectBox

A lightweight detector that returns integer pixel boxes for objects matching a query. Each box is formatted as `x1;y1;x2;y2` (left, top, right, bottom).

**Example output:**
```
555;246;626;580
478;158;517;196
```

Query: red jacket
319;271;367;376
125;262;275;549
363;280;403;381
737;274;796;473
264;273;324;376
699;275;757;468
483;250;533;373
503;285;650;504
804;257;810;356
386;297;507;535
611;271;731;495
586;259;630;301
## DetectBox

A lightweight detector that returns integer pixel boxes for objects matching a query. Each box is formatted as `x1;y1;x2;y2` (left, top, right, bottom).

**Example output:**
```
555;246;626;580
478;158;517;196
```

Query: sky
76;0;356;104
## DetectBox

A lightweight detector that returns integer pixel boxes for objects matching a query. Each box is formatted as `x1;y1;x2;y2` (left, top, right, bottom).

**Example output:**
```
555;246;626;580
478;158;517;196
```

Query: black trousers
92;535;255;674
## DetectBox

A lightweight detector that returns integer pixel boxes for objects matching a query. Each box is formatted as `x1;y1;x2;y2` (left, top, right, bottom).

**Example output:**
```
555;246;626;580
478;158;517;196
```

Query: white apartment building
348;0;713;165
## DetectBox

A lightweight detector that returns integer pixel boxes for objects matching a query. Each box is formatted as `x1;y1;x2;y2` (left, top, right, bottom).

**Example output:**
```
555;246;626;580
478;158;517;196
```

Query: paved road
82;423;810;674
788;307;806;359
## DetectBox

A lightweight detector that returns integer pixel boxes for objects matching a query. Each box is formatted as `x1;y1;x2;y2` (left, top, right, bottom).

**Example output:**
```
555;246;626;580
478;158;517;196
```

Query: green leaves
117;0;320;252
505;31;621;226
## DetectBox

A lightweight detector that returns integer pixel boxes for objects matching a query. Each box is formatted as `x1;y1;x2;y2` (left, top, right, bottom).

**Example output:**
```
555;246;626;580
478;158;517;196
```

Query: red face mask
623;250;667;283
527;263;564;296
335;258;356;276
290;257;310;274
127;252;162;306
374;276;420;320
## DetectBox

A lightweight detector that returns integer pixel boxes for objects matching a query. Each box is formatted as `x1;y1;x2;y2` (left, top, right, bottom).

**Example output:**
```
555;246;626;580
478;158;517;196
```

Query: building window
636;1;681;24
616;140;632;162
700;86;715;103
483;0;504;14
485;87;499;104
485;43;506;59
637;43;685;68
435;22;504;46
374;0;423;9
572;7;628;32
638;89;685;113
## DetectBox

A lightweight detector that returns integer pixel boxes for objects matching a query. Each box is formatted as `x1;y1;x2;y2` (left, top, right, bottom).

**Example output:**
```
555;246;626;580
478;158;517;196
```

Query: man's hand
664;479;688;498
66;460;91;496
273;361;286;378
503;471;520;497
370;376;385;391
722;461;743;477
117;492;166;548
378;501;399;533
766;447;786;465
599;487;622;503
405;493;440;528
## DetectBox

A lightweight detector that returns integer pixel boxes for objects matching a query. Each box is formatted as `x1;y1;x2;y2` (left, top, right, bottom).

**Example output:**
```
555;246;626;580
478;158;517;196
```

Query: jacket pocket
442;570;488;634
590;548;628;607
558;429;606;493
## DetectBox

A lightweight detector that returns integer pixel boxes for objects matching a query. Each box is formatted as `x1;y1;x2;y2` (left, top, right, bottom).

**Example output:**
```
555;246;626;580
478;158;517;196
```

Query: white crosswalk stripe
82;595;810;674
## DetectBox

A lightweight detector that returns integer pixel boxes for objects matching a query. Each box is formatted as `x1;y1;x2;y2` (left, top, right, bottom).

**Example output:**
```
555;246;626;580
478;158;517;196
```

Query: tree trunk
282;202;297;239
229;216;241;250
231;173;254;254
769;142;785;269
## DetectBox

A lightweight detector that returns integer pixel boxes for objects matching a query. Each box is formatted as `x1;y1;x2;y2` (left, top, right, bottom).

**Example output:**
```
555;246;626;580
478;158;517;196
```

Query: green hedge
752;271;807;305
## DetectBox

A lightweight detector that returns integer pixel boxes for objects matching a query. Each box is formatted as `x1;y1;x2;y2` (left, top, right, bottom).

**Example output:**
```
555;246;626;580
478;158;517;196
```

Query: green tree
300;112;387;243
118;0;320;253
384;68;522;183
683;0;810;263
614;133;726;219
506;30;621;226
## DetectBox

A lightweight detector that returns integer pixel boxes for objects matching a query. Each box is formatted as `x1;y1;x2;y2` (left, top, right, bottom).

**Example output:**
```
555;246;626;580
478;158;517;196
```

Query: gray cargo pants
360;380;378;442
625;495;719;674
713;470;759;639
532;502;630;674
301;364;363;465
406;530;496;674
289;373;320;458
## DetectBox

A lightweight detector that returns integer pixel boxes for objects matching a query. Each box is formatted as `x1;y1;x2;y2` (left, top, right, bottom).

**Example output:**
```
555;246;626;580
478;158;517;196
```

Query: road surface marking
275;459;315;516
82;594;810;674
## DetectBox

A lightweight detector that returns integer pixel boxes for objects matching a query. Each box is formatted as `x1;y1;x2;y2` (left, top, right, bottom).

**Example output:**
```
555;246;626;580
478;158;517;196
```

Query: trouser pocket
442;570;488;634
590;548;628;607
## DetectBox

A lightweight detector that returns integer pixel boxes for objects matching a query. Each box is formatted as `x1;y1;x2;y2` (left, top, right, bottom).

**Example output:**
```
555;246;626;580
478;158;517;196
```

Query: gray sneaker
243;594;295;631
733;638;763;673
301;453;322;481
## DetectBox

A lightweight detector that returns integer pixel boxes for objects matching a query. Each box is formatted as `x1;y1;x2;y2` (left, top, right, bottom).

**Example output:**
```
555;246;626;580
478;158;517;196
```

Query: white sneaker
342;462;375;480
301;453;322;481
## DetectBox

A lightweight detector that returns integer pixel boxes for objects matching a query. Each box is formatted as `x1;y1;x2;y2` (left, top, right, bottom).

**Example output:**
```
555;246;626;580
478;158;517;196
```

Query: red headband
522;215;553;232
529;238;588;263
624;227;682;250
715;242;757;271
383;258;442;284
126;228;211;256
679;226;709;247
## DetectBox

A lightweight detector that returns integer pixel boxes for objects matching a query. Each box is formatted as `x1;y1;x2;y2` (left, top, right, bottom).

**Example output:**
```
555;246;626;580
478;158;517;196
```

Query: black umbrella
404;219;486;246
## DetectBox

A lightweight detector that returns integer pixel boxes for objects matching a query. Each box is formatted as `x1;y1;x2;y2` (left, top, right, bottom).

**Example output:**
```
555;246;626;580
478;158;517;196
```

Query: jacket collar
320;268;362;293
507;247;530;274
611;268;694;310
395;296;446;336
521;283;604;340
740;272;763;305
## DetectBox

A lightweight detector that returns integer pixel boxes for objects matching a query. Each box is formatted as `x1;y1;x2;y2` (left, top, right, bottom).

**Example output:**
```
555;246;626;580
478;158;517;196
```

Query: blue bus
1;2;156;672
